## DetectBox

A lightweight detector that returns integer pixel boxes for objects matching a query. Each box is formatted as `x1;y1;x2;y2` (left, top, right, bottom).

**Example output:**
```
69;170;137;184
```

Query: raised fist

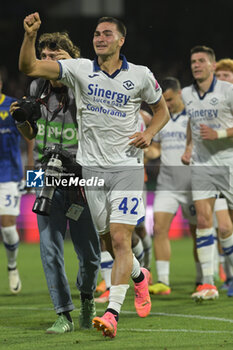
24;12;41;36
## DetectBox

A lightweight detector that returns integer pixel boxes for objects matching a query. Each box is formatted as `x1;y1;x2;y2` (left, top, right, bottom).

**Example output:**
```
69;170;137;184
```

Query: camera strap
39;83;70;150
31;79;49;103
39;84;68;119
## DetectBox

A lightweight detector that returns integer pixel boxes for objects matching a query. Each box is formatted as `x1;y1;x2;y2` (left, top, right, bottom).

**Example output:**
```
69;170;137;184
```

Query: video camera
32;144;83;216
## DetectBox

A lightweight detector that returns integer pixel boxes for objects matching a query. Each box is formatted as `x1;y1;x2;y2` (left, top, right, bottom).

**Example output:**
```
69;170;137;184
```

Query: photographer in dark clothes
10;32;100;333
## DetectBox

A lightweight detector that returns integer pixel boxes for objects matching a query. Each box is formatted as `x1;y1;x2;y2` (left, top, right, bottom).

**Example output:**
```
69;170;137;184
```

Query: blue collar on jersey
193;75;217;100
93;54;129;78
170;108;186;121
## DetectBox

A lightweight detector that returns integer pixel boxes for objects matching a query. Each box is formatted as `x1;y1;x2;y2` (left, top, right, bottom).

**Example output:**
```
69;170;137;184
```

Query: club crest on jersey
123;80;134;90
0;111;9;120
209;97;219;106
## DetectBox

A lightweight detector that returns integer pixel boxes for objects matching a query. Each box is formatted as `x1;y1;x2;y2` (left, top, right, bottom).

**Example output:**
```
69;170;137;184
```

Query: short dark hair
97;17;127;38
37;32;81;59
190;45;216;62
161;77;181;93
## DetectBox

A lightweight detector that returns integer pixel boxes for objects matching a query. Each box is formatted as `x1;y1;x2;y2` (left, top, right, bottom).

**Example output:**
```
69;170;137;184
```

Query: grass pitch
0;238;233;350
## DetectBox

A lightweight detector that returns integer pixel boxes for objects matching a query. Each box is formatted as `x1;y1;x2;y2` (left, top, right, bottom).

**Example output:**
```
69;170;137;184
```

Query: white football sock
1;225;19;269
107;284;129;313
195;262;203;284
220;234;233;269
142;234;152;269
132;238;144;266
131;255;141;279
100;251;113;289
196;228;215;285
156;260;170;285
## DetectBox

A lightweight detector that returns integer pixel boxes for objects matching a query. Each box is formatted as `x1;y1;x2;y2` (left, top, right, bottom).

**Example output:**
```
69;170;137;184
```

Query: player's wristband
216;129;227;139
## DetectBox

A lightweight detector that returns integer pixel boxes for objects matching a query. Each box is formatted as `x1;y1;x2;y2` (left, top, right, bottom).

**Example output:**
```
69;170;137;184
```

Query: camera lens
12;108;28;122
32;197;52;216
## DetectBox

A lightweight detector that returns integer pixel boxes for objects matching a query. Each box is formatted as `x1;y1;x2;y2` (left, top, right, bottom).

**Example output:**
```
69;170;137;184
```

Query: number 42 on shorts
118;197;139;215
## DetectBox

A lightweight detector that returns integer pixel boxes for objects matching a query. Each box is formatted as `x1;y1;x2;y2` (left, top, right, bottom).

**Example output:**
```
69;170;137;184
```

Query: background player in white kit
196;57;233;294
182;45;233;301
18;12;170;338
145;77;199;295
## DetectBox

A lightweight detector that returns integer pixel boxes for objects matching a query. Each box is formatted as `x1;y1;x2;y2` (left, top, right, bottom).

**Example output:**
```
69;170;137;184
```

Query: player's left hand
129;131;152;148
200;124;217;140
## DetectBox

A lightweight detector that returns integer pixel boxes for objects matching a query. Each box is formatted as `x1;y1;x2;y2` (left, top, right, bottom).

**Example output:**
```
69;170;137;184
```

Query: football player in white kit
198;58;233;294
182;45;233;301
19;13;170;338
145;77;199;295
94;110;153;304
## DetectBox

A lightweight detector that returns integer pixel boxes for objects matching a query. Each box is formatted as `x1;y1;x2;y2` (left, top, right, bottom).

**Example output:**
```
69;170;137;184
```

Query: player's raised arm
19;12;59;80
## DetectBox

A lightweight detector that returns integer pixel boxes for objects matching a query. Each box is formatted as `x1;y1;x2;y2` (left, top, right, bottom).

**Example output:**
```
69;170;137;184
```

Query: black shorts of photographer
10;32;101;334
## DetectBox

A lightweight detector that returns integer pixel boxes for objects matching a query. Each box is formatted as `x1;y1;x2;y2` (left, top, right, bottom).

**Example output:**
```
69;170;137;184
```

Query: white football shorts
191;159;233;209
82;167;145;235
153;190;196;225
0;182;21;216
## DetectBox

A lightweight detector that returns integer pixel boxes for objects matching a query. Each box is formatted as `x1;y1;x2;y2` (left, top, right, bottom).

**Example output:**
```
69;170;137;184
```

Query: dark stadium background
1;0;232;97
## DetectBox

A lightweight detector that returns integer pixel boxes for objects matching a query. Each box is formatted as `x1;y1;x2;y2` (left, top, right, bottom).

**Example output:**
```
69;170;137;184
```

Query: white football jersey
58;55;162;168
182;77;233;163
153;110;191;191
153;109;188;166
